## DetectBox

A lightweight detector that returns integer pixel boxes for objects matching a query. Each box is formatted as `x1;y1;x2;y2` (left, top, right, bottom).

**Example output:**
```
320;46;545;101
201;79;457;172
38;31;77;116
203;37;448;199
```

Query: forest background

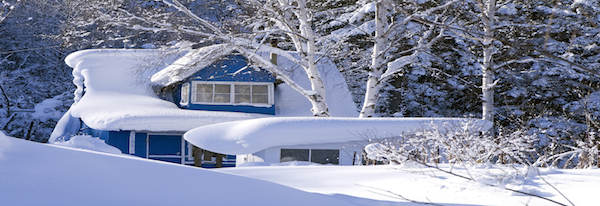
0;0;598;168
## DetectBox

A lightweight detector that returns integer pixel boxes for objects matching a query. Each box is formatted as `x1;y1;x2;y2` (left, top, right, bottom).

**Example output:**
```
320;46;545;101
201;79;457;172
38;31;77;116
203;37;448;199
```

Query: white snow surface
497;3;517;15
349;3;376;23
31;93;66;121
0;133;352;206
224;163;600;206
184;117;492;155
53;49;357;141
52;135;123;154
3;133;599;206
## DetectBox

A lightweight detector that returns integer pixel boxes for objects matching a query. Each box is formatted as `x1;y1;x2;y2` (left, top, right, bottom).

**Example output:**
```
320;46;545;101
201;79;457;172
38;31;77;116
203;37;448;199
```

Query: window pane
280;149;309;162
214;84;231;93
196;84;213;93
214;94;230;103
310;149;339;165
252;85;268;94
235;85;250;94
235;94;251;103
196;93;212;102
181;84;189;104
252;94;268;104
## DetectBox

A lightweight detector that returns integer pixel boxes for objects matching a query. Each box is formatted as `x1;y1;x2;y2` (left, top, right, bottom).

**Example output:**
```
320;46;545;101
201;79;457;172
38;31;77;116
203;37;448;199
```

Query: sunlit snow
2;133;599;206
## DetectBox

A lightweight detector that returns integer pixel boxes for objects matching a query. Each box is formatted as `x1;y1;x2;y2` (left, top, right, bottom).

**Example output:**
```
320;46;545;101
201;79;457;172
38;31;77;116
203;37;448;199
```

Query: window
280;149;339;165
280;149;309;162
180;83;189;105
234;84;269;104
190;81;273;105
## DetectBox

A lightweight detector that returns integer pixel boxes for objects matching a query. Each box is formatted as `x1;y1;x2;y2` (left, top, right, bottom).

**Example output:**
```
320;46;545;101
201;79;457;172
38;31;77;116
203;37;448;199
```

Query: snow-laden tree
0;0;74;141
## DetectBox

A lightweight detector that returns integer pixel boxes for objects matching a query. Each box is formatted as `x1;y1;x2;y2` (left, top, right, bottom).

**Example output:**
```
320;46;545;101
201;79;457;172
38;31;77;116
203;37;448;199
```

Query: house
50;48;359;167
50;48;492;167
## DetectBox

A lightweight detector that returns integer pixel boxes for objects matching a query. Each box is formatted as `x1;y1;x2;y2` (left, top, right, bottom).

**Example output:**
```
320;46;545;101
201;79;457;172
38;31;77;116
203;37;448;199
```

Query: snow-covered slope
2;133;599;206
224;164;600;206
0;133;353;206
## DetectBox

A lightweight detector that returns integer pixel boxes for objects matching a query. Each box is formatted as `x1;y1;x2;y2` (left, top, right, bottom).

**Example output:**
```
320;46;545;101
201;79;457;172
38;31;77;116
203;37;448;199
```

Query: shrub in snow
529;117;600;169
364;118;537;166
365;116;600;169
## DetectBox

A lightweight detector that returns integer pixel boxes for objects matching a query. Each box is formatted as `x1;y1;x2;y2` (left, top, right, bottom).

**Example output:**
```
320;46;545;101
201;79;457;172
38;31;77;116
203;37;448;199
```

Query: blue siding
172;55;276;115
133;133;147;158
107;131;130;154
84;127;236;168
150;157;182;164
148;134;181;155
184;104;275;115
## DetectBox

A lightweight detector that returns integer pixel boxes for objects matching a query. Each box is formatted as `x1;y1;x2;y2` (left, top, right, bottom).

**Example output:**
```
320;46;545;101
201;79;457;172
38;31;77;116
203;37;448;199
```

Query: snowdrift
0;133;353;206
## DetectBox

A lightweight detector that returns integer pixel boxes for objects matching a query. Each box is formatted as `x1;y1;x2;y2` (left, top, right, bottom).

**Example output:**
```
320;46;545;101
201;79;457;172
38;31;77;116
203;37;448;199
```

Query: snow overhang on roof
53;48;358;137
184;117;493;155
62;49;268;132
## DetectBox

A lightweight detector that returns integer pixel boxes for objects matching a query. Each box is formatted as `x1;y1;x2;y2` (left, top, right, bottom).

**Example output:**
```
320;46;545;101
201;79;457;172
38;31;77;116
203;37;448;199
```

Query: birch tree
120;0;332;116
323;0;459;117
479;0;496;122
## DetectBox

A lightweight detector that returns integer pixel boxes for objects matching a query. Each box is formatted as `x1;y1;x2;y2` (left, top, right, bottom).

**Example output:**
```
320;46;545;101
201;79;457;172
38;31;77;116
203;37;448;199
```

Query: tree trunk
359;2;388;118
296;0;329;117
481;0;496;123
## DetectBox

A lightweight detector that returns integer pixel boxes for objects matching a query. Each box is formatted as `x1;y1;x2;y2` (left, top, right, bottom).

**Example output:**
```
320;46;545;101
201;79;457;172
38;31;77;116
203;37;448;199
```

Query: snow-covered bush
365;115;599;169
364;119;537;165
530;117;600;169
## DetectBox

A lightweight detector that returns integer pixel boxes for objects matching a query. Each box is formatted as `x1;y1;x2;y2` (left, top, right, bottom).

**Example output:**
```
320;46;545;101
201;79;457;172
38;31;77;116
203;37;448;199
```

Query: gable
184;55;275;83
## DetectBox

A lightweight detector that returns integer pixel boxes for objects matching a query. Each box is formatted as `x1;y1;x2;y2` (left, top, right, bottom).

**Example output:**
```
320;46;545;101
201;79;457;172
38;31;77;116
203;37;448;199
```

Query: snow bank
31;93;68;121
184;117;492;155
0;133;353;206
52;135;123;154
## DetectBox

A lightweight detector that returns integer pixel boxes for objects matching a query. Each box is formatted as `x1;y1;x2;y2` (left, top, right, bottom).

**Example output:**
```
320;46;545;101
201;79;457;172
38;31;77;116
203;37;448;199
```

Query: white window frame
190;81;274;106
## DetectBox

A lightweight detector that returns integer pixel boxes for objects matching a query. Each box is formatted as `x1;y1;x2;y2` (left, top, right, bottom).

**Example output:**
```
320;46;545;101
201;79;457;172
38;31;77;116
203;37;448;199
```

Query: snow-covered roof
150;44;236;86
184;117;493;155
51;49;357;142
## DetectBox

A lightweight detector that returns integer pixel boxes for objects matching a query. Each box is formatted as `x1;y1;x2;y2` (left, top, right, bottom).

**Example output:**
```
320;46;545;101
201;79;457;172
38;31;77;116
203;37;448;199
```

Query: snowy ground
1;134;598;206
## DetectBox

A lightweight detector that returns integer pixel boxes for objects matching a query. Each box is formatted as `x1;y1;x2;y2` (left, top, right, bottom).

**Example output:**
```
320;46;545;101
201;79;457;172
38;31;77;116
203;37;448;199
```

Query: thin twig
535;168;575;206
358;184;445;206
411;160;569;206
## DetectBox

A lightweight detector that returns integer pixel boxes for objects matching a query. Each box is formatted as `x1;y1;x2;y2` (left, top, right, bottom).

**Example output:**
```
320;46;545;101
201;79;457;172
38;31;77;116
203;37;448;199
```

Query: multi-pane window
189;81;273;105
280;149;340;165
234;85;269;104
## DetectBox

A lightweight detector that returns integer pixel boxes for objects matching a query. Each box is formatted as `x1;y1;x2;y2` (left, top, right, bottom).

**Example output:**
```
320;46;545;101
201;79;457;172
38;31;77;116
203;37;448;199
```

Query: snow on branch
493;58;540;70
161;0;223;36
